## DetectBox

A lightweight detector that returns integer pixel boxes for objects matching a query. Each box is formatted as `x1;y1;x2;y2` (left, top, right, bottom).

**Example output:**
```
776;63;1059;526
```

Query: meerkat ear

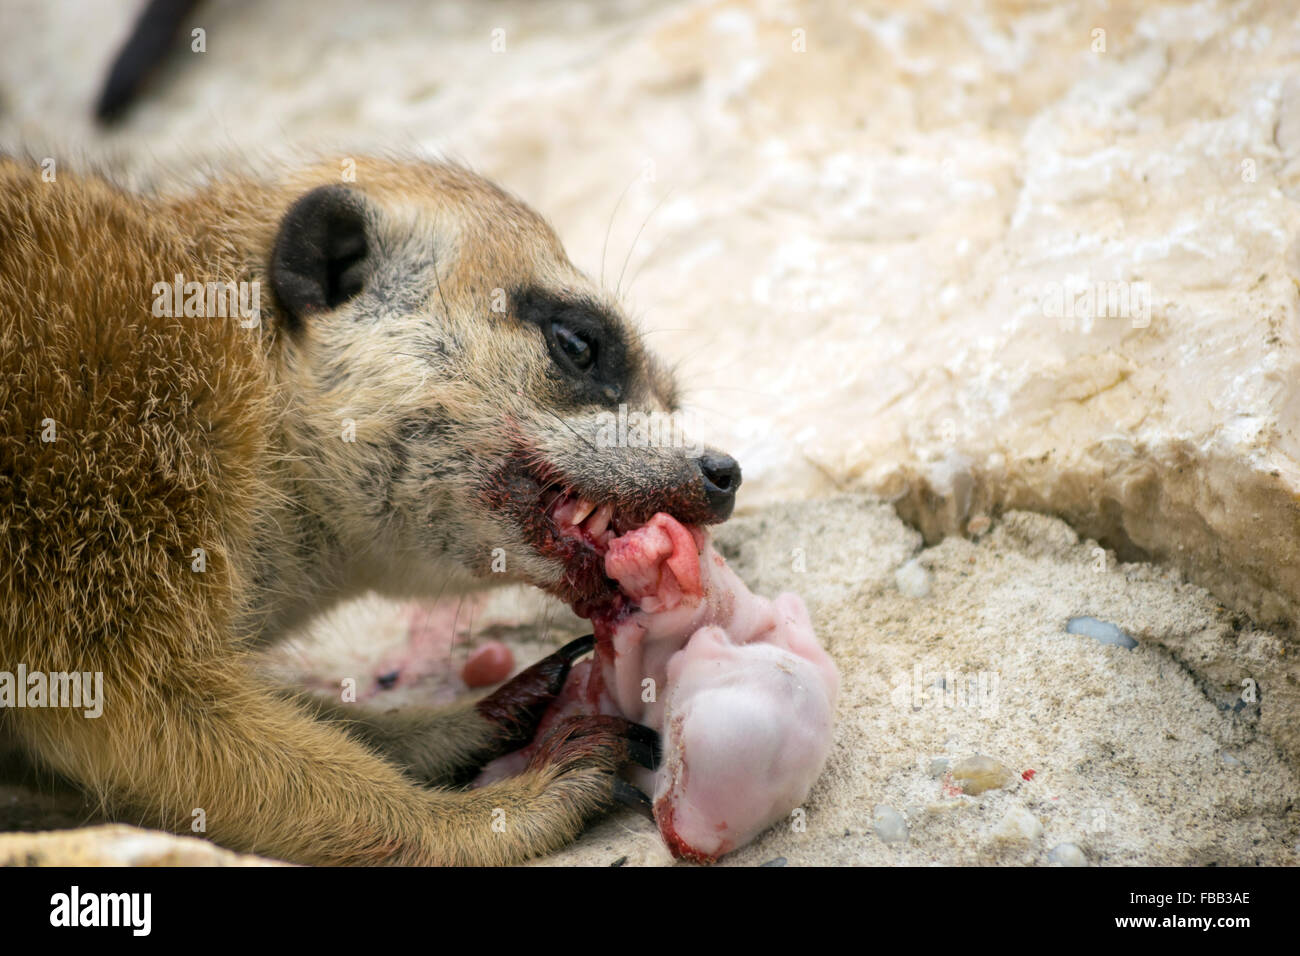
269;185;369;330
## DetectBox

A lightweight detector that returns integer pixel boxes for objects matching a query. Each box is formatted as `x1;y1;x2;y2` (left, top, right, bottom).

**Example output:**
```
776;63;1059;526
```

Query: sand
534;498;1297;865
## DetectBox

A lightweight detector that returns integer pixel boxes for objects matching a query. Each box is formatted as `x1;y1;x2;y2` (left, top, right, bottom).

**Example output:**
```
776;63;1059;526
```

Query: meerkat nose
696;452;742;520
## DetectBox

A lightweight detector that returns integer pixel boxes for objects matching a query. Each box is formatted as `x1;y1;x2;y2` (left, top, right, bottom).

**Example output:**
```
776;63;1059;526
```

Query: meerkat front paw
523;714;661;821
474;635;596;753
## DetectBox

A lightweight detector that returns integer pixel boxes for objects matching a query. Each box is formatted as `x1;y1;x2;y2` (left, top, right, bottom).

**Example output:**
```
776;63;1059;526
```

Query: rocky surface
0;824;278;866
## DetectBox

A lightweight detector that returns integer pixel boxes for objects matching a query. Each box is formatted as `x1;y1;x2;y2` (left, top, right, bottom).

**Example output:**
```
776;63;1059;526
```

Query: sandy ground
0;0;1297;865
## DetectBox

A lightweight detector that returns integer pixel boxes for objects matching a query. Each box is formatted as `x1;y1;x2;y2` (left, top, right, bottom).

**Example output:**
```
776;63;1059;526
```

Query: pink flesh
461;641;515;688
346;597;484;701
365;598;510;699
479;513;839;860
601;514;839;860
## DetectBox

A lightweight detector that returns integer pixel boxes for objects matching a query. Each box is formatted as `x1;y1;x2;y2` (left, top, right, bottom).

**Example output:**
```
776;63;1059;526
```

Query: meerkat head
265;159;740;608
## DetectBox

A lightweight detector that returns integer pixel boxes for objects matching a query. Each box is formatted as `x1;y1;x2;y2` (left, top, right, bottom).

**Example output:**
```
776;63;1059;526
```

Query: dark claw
475;634;594;747
612;779;656;821
556;634;596;663
621;722;662;771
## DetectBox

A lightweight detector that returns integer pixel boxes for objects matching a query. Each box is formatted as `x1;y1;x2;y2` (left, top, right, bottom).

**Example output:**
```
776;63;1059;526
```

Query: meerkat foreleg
9;639;654;865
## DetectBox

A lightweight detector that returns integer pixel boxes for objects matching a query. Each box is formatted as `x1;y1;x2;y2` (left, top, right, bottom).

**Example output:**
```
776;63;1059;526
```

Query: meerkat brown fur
0;155;742;865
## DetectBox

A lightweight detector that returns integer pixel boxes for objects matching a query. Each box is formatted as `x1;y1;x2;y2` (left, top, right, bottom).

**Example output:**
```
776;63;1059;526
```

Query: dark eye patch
511;287;630;405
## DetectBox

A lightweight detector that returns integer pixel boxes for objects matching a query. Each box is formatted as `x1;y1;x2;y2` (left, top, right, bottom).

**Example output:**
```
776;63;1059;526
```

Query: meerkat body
0;156;741;864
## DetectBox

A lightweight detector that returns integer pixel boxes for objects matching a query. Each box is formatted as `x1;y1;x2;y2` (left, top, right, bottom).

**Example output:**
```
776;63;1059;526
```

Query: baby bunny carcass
596;514;840;860
478;512;839;861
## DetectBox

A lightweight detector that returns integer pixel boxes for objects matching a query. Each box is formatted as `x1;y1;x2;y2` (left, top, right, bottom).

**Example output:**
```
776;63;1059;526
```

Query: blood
655;803;721;864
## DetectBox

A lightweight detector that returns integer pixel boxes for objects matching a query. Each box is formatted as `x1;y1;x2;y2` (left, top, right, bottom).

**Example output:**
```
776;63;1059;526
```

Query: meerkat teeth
548;494;582;526
569;499;597;527
585;503;615;537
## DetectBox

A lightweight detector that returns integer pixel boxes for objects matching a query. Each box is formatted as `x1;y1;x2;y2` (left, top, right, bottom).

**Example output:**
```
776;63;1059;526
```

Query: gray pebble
759;856;787;867
1066;616;1137;649
928;757;950;778
872;804;909;844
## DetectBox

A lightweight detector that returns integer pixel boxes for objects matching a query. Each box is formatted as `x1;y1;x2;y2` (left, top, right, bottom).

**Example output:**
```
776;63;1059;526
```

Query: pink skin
477;513;839;861
655;620;838;859
361;598;514;698
602;514;839;860
461;641;515;688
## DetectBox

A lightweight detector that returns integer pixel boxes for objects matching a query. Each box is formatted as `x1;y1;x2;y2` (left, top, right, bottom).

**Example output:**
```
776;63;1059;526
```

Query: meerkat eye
552;322;596;372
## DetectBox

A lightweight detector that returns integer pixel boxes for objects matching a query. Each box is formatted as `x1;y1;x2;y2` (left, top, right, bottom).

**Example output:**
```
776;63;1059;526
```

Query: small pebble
991;807;1042;844
759;857;787;867
950;754;1015;795
872;804;909;844
966;515;991;537
928;758;950;778
1066;616;1138;649
895;559;933;598
1049;843;1087;867
1221;752;1243;767
609;856;628;867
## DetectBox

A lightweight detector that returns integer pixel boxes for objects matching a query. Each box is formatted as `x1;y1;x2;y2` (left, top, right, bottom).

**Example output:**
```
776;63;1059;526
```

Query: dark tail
95;0;203;123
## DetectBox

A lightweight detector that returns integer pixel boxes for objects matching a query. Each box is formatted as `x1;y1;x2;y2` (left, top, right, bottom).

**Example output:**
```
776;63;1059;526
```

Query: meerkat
0;154;742;865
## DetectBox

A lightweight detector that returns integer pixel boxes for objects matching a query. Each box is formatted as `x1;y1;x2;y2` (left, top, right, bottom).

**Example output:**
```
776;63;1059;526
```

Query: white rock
894;559;933;598
1066;616;1138;649
991;808;1043;845
1049;842;1088;867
